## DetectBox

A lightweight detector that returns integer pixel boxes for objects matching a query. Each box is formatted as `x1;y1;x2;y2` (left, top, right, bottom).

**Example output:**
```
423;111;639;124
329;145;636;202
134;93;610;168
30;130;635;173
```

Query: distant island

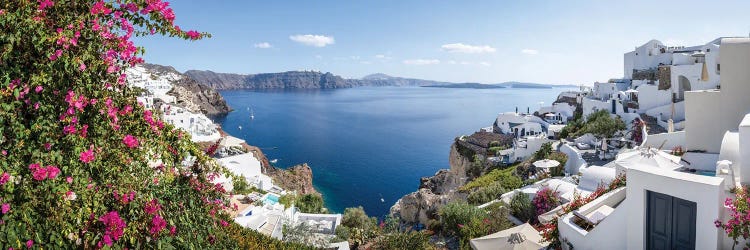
423;81;579;89
422;83;505;89
182;69;578;90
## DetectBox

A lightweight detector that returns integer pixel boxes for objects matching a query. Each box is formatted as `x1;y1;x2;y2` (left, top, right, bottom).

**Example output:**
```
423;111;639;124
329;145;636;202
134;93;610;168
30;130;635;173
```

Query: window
717;64;721;75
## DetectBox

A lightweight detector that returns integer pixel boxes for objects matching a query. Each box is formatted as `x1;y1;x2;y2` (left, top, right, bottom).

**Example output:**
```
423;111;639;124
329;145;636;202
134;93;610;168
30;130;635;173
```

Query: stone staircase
639;114;668;134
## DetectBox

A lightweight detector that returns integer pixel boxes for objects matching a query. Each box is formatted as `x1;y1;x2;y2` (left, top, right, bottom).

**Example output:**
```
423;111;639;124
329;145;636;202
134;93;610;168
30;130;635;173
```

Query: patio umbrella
470;223;549;250
614;147;682;176
533;159;560;170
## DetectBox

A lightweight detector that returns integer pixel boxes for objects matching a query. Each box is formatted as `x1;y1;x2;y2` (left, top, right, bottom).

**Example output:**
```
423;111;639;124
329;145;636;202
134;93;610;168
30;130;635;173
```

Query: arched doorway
677;75;691;101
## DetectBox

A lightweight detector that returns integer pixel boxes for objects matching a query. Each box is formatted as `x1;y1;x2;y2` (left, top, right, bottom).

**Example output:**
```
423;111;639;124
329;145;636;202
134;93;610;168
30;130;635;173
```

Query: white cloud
403;59;440;65
441;43;496;54
289;34;335;47
447;60;457;65
521;49;539;55
254;42;272;49
479;62;491;67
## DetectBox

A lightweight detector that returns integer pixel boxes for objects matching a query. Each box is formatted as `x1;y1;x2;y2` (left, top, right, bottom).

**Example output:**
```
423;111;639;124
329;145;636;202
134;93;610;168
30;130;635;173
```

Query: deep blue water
215;87;570;217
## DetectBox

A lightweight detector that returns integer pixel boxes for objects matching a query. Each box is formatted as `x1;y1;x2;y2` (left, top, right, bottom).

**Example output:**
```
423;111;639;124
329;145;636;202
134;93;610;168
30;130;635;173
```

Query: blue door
647;191;696;250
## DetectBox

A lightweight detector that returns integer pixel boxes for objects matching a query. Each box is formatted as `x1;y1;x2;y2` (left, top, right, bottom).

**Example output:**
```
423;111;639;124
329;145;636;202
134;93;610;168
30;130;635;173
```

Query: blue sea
215;87;571;217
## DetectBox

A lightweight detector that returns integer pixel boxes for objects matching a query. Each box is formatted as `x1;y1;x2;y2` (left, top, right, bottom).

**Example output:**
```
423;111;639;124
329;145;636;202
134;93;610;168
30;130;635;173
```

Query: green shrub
373;231;433;250
460;165;522;191
341;206;378;248
438;201;484;235
547;152;568;177
296;194;325;213
509;192;536;223
534;142;553;160
467;182;507;205
467;155;485;179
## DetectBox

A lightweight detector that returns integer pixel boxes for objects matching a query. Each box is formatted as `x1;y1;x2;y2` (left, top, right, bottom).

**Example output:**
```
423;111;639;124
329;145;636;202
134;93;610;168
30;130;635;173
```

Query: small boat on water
238;125;242;130
250;107;255;120
379;194;385;203
270;159;278;164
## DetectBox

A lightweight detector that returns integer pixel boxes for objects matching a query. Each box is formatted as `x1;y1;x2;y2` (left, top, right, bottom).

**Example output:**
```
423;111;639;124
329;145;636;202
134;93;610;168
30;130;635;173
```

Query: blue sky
135;0;750;85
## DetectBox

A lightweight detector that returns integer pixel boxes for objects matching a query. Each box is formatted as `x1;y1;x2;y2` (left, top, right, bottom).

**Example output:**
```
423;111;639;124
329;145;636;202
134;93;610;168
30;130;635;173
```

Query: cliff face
139;64;231;116
183;70;454;90
167;77;232;116
390;144;473;225
185;70;356;90
245;144;319;195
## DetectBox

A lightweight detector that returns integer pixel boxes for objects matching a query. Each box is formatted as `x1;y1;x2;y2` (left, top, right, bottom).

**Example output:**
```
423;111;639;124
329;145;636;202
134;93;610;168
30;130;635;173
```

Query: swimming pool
263;194;280;205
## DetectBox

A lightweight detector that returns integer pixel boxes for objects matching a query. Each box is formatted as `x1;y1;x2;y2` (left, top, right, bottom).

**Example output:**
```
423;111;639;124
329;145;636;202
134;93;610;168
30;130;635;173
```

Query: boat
250;107;255;120
238;125;242;130
270;159;278;164
379;194;385;203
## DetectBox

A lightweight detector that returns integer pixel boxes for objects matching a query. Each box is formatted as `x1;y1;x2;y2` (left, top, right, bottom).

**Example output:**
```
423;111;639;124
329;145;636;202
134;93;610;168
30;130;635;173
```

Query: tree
580;110;626;138
296;194;325;213
0;1;302;248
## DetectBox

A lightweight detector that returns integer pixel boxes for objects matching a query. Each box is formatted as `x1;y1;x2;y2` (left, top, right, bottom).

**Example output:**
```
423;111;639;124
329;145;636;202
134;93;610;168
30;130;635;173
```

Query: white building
583;38;728;133
161;104;221;142
494;112;548;139
556;37;750;250
215;153;276;192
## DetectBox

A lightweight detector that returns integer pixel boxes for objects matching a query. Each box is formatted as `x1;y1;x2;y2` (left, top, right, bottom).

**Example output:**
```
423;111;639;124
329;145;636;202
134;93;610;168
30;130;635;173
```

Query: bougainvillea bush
716;186;750;249
0;1;310;248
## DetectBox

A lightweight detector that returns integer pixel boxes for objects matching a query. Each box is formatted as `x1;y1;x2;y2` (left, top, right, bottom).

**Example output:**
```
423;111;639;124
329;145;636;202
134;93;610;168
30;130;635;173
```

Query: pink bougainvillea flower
37;0;54;10
144;199;161;215
46;165;60;179
122;135;139;148
34;86;43;93
169;226;176;235
29;163;47;181
90;1;111;15
150;215;167;235
220;220;228;227
186;30;200;40
66;176;72;184
49;49;62;61
79;149;95;163
0;172;9;185
1;203;9;214
99;211;125;246
79;62;86;71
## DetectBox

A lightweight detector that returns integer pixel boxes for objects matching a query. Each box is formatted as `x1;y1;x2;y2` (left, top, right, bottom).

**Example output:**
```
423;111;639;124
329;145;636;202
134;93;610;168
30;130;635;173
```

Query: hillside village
387;36;750;250
130;36;750;250
125;65;351;249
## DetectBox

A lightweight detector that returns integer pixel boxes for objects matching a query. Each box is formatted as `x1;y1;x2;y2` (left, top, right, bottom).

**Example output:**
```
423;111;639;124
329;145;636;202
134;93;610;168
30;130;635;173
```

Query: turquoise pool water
264;194;279;205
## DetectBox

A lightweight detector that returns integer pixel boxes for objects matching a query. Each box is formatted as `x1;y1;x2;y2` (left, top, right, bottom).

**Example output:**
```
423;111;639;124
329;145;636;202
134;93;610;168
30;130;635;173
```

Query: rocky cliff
244;144;319;195
139;63;231;116
183;70;454;90
167;77;232;116
389;143;473;225
185;70;356;90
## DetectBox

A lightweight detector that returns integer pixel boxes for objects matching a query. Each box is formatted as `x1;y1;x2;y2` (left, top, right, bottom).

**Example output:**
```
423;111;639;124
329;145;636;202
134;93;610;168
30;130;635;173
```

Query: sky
135;0;750;85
